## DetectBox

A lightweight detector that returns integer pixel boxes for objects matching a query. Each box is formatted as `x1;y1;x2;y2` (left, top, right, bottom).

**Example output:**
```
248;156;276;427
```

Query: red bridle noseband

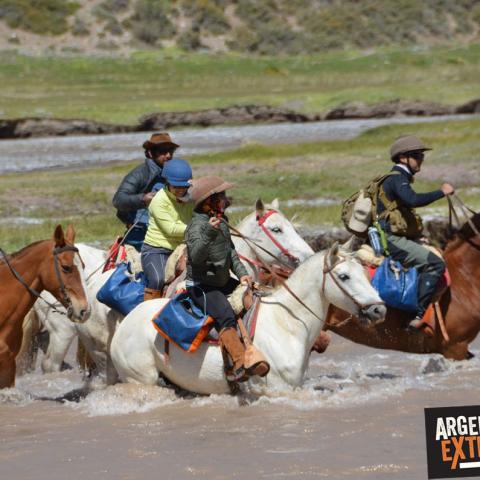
256;210;299;265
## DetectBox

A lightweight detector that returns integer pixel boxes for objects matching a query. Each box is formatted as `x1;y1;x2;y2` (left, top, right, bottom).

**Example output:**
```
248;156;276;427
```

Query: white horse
232;199;314;278
110;243;386;394
35;200;314;379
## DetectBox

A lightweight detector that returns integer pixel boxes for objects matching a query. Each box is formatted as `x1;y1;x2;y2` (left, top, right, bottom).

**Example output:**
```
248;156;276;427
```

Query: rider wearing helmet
113;132;179;251
141;158;193;301
378;135;454;331
185;176;264;382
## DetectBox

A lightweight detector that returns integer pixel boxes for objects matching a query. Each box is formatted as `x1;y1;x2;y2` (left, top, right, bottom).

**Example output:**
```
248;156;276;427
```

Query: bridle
256;209;300;265
322;252;384;311
0;244;80;318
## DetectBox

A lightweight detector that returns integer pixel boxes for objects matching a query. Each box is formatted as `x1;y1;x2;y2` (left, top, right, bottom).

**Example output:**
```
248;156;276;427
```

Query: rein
0;244;79;317
447;194;479;237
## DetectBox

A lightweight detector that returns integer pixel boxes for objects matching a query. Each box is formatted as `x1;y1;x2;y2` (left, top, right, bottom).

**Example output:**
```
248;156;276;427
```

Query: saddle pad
152;292;214;353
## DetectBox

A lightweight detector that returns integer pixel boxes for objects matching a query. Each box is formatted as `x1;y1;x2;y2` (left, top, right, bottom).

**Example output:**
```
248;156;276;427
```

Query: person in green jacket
186;176;267;382
141;158;193;301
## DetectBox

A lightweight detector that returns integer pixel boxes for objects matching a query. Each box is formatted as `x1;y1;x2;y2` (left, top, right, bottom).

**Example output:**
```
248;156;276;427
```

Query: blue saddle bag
96;262;145;316
372;258;418;312
152;292;213;353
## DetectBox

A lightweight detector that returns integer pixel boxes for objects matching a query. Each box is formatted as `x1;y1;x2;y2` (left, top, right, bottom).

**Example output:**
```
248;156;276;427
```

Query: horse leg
0;343;16;389
441;341;471;361
42;321;77;373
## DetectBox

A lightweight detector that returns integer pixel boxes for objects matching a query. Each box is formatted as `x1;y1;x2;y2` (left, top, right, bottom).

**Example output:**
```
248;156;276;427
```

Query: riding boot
219;327;247;382
143;288;163;302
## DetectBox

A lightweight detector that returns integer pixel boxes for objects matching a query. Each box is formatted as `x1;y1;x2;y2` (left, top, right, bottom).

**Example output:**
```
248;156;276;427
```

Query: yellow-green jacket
144;187;193;250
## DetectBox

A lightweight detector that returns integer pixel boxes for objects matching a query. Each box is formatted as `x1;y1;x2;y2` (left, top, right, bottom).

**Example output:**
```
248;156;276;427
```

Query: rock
0;118;134;139
300;226;352;252
455;98;480;114
324;99;454;120
138;104;317;130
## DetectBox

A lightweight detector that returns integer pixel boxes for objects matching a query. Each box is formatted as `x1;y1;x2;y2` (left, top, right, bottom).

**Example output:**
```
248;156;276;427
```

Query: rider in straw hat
185;176;267;382
141;158;193;301
112;132;179;251
378;135;454;331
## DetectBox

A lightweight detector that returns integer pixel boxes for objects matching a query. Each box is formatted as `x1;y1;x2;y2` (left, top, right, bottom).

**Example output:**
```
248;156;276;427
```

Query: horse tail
15;309;41;375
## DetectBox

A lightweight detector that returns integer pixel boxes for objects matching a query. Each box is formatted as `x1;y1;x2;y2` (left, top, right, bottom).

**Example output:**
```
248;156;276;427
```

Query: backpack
341;172;400;236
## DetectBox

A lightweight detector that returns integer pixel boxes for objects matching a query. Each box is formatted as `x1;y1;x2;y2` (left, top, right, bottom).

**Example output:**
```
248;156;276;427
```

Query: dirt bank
0;99;478;140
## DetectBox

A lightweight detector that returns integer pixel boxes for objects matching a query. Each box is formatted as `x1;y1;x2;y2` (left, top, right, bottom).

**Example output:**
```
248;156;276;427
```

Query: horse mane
8;240;48;260
445;212;480;253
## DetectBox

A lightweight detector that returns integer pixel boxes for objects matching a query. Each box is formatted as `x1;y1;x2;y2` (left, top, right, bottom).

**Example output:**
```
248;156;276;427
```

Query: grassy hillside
0;0;479;55
0;116;478;251
0;43;479;123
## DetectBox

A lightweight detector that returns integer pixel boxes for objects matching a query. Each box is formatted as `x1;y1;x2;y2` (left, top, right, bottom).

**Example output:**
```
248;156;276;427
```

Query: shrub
178;29;204;51
182;0;230;35
0;0;79;35
129;0;176;45
72;16;90;37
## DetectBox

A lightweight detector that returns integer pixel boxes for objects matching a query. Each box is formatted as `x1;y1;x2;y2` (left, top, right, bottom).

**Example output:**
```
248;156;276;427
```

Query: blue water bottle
368;226;383;256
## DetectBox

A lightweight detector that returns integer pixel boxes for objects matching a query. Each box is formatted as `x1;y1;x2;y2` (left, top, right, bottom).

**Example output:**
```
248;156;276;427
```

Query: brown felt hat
142;132;179;151
190;176;234;208
390;135;431;159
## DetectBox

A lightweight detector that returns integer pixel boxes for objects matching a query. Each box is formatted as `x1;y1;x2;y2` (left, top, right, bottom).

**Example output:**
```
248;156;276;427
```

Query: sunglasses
151;147;176;156
409;151;425;161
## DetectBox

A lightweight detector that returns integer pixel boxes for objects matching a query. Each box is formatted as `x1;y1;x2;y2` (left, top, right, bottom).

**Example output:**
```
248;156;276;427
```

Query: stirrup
226;366;248;383
406;317;426;333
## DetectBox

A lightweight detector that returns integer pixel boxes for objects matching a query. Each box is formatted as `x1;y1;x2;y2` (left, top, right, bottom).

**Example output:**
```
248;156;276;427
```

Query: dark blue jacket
378;165;444;230
112;158;165;226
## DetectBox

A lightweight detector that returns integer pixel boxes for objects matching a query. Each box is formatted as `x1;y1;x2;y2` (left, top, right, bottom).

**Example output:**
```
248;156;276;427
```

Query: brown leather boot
143;288;163;302
219;327;247;382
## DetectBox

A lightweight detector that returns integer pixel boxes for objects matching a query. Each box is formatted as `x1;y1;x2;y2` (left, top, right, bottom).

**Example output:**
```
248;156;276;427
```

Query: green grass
0;43;479;123
1;116;479;251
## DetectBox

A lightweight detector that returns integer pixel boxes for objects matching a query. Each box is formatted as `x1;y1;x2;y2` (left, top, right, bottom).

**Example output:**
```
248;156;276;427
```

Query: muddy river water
2;333;480;480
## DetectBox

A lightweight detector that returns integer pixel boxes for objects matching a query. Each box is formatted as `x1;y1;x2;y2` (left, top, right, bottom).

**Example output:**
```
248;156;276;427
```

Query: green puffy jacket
185;211;248;287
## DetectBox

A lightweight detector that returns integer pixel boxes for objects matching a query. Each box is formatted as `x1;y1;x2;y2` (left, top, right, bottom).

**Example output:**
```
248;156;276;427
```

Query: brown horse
0;225;89;388
314;213;480;361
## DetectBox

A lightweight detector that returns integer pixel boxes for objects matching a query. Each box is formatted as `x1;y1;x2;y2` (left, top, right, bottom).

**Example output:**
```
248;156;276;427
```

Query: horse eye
270;227;282;233
338;273;350;281
61;265;73;274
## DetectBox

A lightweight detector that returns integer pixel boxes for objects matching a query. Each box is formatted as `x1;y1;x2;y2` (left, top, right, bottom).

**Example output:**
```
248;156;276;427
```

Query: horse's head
322;241;386;327
245;198;314;269
40;225;90;323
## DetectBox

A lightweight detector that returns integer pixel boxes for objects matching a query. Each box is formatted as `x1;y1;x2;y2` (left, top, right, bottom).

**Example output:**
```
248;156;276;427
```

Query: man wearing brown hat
377;135;454;331
112;133;179;250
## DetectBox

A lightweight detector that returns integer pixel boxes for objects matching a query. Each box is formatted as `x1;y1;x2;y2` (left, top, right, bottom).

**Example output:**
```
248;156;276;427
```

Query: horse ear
327;241;339;265
65;224;76;244
342;235;356;253
270;198;280;210
54;225;66;247
255;198;264;217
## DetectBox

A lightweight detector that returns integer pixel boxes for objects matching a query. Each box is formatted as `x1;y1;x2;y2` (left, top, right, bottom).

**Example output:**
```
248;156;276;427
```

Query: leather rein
224;215;379;323
0;244;80;317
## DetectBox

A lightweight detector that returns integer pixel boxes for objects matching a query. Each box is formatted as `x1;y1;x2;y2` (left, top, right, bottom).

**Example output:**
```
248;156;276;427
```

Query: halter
322;251;385;313
256;210;300;265
0;244;79;318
